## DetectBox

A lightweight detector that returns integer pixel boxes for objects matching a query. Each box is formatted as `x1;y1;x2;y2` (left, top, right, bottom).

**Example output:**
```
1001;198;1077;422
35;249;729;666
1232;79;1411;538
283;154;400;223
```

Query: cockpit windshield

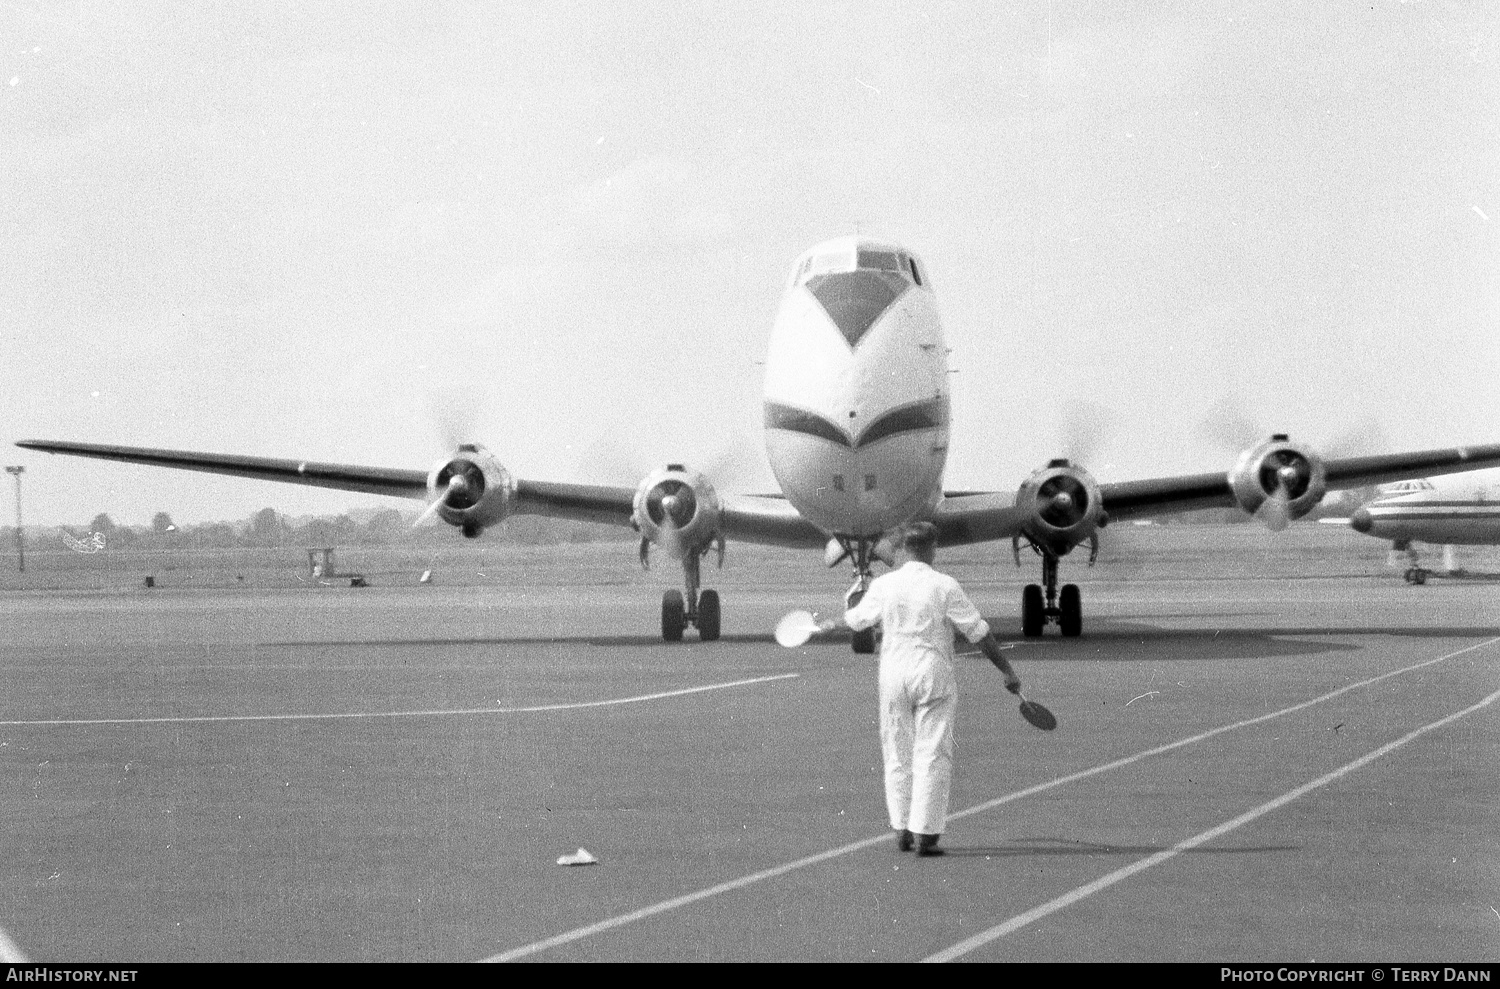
856;249;902;273
1379;479;1436;494
793;244;925;288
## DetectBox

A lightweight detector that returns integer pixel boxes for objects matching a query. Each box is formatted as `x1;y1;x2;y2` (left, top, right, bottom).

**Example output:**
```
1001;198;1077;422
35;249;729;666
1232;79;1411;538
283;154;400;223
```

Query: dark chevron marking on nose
764;397;946;450
855;398;946;447
763;403;851;447
806;270;909;348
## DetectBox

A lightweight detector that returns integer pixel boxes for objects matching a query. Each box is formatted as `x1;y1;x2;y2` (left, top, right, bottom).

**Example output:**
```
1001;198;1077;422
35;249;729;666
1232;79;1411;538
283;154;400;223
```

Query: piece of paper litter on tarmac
556;848;598;866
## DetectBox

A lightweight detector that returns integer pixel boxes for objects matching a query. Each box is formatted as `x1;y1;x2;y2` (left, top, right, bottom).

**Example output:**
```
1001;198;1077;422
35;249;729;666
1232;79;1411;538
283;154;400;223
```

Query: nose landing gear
839;537;889;654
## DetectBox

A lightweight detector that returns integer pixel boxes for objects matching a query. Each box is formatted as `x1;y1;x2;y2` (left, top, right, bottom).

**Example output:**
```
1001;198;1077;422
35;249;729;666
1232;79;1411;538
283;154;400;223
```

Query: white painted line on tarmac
0;673;801;726
924;682;1500;963
482;828;900;962
946;635;1500;827
0;926;26;963
482;635;1500;962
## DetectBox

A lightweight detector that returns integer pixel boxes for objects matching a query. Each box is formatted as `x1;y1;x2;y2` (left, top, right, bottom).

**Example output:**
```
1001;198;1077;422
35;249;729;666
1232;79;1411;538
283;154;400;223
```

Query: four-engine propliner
22;239;1500;647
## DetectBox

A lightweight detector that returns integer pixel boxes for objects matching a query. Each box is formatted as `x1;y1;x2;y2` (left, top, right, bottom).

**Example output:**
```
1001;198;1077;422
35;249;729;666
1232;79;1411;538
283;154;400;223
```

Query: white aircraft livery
19;235;1500;647
1345;467;1500;583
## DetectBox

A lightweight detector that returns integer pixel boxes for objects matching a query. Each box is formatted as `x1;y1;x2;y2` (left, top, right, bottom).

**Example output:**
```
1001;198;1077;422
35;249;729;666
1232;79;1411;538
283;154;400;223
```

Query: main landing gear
1396;542;1456;586
659;547;721;642
1015;537;1087;638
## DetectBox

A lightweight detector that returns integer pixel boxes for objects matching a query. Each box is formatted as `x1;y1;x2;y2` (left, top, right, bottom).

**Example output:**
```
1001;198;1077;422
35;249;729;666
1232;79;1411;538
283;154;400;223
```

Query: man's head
896;521;938;564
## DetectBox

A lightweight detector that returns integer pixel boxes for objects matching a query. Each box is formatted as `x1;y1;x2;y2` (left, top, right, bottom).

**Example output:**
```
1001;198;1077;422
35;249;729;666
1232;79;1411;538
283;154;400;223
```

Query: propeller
1197;395;1264;454
646;479;696;559
414;459;485;528
1037;474;1090;528
1253;452;1312;532
1199;396;1389;462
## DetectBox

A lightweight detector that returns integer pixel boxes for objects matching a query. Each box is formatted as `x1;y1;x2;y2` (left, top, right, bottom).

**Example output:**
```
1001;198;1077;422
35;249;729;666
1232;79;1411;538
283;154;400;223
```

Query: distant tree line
17;486;1377;553
40;506;629;549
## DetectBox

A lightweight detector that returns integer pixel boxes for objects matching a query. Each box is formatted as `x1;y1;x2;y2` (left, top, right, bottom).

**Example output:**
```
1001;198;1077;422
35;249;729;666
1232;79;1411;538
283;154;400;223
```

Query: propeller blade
413;475;467;527
1060;401;1115;468
657;516;685;560
1198;395;1264;454
1255;477;1292;532
1323;419;1389;460
427;388;484;451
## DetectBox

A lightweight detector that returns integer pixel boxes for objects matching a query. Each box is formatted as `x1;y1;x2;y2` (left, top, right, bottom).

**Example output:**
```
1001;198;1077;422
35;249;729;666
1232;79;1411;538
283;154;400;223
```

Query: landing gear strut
657;545;722;642
1016;537;1086;638
838;537;887;654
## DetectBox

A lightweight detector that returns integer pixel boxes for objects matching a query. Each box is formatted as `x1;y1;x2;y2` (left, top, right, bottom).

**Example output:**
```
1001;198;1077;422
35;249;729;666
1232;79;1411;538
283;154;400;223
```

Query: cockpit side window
907;256;923;286
793;257;812;286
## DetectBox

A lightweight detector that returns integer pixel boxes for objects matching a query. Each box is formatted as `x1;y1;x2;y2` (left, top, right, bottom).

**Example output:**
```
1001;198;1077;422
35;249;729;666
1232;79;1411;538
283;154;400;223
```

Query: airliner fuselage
1350;468;1500;545
761;236;949;539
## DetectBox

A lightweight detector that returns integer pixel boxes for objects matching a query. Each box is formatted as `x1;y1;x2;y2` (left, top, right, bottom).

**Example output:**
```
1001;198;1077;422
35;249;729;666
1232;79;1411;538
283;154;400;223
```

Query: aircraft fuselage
761;237;949;539
1350;469;1500;545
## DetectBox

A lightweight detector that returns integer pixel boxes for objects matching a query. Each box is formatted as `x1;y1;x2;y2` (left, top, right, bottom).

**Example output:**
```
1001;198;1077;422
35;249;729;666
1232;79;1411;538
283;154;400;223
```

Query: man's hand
978;634;1021;690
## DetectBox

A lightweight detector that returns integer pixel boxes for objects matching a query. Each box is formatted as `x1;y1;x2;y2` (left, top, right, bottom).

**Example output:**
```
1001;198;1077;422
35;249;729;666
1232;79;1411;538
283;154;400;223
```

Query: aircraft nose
1349;507;1374;533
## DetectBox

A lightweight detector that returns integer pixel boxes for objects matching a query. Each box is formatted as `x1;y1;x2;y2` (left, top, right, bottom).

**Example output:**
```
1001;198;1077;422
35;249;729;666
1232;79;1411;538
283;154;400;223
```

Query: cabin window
864;473;877;491
908;257;923;285
832;474;845;492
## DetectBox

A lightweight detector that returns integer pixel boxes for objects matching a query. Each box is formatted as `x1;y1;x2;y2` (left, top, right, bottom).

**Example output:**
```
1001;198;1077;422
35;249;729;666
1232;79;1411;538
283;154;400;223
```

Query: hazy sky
4;1;1497;526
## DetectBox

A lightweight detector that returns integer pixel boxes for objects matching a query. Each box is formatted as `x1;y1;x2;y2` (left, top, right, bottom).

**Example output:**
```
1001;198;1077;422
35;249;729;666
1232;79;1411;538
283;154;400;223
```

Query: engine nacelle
632;464;723;560
1227;434;1327;526
1017;459;1105;555
425;444;516;538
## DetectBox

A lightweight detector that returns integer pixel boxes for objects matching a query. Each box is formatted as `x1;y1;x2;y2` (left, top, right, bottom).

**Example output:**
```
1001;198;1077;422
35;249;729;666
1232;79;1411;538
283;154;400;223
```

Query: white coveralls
844;560;991;836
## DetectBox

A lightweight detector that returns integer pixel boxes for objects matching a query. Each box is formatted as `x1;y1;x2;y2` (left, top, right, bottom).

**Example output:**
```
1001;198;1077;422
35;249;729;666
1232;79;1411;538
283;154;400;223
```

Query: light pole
4;466;23;573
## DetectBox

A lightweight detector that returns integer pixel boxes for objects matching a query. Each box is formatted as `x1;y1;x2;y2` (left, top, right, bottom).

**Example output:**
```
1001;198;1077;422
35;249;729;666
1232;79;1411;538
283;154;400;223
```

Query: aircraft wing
1099;444;1500;523
14;439;831;548
931;493;1032;546
15;439;433;499
926;443;1500;546
22;438;1500;550
512;480;827;547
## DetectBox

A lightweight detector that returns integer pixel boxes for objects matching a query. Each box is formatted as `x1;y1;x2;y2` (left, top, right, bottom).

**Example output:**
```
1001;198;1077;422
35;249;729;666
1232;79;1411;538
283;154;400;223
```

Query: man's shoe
915;833;945;857
896;829;914;852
